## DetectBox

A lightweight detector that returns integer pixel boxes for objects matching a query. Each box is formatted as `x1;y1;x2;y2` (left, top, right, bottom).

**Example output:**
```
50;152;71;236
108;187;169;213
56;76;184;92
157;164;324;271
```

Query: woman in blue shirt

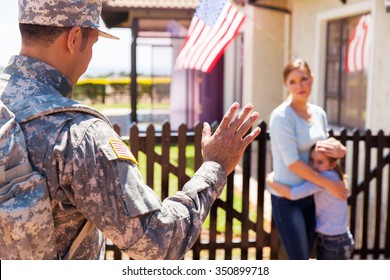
269;59;348;259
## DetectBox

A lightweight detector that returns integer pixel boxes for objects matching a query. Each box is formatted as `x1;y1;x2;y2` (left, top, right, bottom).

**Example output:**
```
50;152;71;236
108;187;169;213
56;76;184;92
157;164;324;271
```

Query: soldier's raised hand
201;102;261;175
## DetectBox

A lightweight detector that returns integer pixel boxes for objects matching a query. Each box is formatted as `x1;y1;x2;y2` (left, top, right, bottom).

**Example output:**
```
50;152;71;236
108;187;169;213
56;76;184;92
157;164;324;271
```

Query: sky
0;1;172;77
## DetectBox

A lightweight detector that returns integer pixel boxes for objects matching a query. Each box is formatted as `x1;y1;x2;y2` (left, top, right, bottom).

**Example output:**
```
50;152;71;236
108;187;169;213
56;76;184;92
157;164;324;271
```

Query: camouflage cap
18;0;119;39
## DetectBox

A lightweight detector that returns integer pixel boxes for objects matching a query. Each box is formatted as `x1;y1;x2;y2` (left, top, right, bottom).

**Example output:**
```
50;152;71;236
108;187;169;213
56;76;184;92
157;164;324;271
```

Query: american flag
110;138;138;164
346;14;371;73
175;0;246;73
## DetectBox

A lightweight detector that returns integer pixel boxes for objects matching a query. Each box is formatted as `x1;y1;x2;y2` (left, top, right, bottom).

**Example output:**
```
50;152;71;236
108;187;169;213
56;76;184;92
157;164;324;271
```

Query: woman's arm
266;172;292;199
288;160;349;199
267;172;323;200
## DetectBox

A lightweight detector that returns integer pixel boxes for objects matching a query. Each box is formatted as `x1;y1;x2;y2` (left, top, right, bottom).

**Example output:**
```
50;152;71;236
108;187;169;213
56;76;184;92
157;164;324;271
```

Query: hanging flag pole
175;0;246;73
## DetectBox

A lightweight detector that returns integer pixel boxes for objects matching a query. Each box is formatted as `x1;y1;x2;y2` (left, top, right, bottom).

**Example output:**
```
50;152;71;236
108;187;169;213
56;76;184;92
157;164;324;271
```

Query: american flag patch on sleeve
109;138;138;165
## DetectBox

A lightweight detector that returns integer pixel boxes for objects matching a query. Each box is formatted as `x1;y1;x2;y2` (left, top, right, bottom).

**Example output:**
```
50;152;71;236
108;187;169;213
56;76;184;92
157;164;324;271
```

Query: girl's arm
288;160;349;199
266;172;321;200
266;173;292;199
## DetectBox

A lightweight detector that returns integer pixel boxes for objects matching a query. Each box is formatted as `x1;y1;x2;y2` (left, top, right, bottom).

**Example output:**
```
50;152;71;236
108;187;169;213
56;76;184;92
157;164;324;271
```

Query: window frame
313;2;373;131
324;14;369;130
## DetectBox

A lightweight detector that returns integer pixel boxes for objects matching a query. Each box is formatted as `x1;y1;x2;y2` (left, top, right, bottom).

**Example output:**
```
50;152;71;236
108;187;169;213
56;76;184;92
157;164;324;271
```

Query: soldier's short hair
19;24;70;46
19;24;91;50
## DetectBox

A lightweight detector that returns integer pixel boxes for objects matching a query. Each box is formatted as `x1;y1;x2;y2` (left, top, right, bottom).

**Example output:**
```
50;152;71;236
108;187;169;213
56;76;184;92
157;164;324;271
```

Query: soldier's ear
66;26;83;54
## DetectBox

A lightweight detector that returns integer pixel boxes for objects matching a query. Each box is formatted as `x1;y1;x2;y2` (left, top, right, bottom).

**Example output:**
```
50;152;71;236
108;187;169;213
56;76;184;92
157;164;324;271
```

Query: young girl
267;144;354;260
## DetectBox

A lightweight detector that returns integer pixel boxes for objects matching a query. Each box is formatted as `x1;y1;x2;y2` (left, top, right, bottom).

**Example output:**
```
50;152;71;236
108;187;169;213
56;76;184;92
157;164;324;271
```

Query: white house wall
367;0;390;132
240;4;290;123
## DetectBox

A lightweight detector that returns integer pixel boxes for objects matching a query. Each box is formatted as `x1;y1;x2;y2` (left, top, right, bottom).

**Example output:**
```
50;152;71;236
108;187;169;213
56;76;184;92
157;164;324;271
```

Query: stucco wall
241;4;289;123
367;0;390;132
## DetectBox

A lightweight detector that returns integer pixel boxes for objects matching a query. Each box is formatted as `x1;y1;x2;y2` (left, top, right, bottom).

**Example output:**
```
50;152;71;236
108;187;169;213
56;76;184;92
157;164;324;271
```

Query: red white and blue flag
110;138;138;165
175;0;246;73
346;14;371;73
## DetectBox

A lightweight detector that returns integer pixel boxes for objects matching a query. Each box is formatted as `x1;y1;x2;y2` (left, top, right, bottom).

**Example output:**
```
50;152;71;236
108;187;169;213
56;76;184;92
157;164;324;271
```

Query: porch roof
101;0;198;31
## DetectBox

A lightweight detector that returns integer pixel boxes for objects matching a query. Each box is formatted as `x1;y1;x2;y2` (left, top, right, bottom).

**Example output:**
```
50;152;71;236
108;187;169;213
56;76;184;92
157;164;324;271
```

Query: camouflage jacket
0;55;227;260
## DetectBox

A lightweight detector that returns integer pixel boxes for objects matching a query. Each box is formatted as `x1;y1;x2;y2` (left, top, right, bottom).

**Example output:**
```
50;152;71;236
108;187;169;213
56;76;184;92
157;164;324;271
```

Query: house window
324;14;370;130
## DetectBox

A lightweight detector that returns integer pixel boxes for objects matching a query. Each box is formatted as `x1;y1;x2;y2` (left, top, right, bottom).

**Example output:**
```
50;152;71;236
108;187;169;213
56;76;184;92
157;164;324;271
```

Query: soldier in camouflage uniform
0;0;261;259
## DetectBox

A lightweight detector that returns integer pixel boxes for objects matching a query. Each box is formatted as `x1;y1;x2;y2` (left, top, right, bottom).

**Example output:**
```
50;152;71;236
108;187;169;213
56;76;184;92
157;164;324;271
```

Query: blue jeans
316;231;354;260
271;195;316;260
